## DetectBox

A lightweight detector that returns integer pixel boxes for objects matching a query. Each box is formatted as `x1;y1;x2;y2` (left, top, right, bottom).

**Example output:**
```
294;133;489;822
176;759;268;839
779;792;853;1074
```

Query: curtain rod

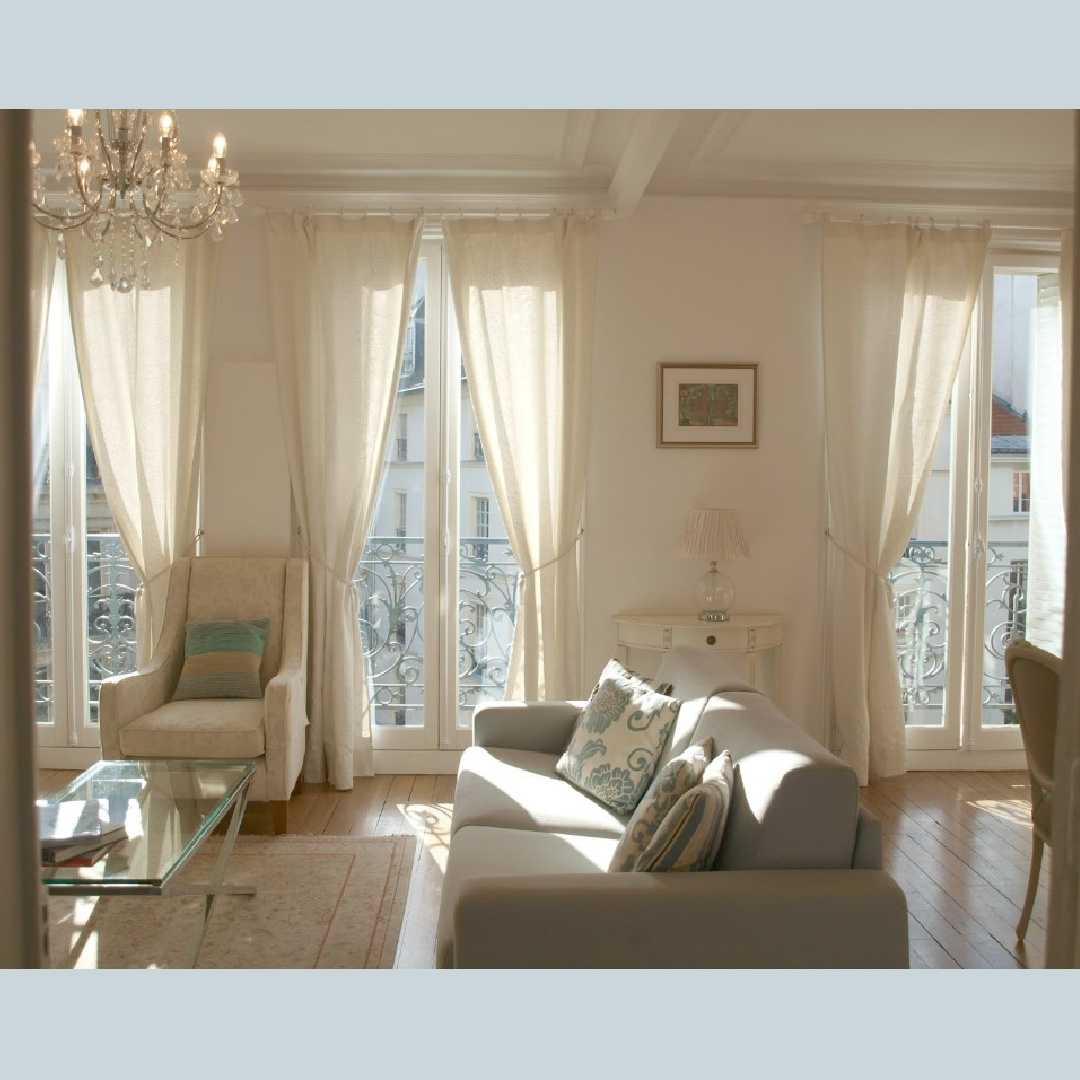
246;204;614;221
802;210;1071;233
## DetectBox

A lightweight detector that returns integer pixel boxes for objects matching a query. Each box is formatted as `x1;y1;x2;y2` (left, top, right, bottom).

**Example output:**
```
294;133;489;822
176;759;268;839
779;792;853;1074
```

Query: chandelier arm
31;207;96;232
145;183;227;240
73;160;106;217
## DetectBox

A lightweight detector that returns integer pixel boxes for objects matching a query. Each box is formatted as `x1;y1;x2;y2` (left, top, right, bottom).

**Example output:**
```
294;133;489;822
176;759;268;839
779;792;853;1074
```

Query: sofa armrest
472;701;587;754
452;869;908;968
852;805;883;869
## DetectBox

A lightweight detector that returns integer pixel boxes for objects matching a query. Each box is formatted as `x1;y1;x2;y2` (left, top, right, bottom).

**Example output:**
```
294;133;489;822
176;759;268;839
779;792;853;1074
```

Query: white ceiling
31;109;1075;215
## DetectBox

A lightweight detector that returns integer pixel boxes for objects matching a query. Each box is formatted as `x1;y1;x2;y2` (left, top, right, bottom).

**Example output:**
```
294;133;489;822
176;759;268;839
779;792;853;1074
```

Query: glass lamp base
696;563;735;623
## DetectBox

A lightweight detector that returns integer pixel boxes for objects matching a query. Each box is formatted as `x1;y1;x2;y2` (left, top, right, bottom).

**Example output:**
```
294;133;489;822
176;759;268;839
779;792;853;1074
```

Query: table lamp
677;508;750;622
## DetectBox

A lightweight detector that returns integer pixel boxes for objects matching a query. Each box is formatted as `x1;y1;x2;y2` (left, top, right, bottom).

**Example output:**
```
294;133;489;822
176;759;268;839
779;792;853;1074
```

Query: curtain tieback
521;528;584;579
136;529;205;595
296;526;359;596
825;530;895;606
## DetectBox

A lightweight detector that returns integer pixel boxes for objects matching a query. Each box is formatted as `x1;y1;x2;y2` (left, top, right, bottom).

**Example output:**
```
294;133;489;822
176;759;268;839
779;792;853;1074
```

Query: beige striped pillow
633;749;734;872
608;738;715;872
172;618;271;700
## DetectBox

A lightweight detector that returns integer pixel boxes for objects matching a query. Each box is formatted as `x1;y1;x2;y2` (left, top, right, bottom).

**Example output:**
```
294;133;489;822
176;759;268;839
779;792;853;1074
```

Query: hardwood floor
37;767;1047;969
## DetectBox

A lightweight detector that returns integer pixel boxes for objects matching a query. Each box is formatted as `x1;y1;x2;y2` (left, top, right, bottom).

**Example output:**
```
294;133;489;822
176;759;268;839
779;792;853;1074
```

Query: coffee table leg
185;779;255;967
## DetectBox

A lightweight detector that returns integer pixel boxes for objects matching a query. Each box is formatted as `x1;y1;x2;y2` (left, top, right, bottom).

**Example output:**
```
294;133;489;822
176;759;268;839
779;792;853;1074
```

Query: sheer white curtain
265;213;421;787
29;228;57;506
822;222;989;784
1025;230;1071;654
65;233;218;666
444;215;598;701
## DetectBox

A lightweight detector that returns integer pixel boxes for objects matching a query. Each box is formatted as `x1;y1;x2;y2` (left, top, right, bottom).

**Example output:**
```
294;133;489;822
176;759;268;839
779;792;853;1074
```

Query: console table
613;612;785;703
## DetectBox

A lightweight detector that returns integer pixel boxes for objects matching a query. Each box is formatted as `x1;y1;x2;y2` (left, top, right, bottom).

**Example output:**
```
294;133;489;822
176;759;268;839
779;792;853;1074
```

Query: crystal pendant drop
116;275;133;294
90;266;104;287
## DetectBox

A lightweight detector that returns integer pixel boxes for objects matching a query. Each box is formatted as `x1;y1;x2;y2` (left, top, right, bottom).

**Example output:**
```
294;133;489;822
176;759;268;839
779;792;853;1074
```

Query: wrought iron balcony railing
32;532;138;727
889;538;1026;726
355;535;519;728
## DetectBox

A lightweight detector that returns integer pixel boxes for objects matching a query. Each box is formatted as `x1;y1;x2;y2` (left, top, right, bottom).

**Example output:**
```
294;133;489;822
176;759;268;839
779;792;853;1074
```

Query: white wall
203;218;292;557
585;197;827;739
203;198;831;743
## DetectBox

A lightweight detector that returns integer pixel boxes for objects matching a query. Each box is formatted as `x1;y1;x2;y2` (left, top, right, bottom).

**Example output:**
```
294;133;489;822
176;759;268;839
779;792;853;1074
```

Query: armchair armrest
472;700;587;754
453;869;909;968
263;556;309;801
98;656;177;758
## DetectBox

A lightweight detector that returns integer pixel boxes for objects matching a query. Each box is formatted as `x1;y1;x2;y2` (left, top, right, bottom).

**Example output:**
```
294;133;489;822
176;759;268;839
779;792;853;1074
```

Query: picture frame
656;362;758;448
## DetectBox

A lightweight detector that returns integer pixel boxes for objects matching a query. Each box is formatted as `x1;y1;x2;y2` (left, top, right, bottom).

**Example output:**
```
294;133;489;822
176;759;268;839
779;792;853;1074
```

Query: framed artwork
656;362;758;448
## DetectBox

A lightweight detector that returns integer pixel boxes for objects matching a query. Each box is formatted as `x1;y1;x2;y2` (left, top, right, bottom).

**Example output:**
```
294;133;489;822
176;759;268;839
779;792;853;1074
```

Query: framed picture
656;362;758;448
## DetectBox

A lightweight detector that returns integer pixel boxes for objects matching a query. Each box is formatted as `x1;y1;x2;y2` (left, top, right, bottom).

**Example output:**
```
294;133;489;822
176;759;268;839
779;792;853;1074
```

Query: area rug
46;834;416;969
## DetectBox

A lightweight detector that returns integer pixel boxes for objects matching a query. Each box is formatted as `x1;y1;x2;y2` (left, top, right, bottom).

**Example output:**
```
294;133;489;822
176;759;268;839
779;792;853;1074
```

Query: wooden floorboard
37;766;1049;969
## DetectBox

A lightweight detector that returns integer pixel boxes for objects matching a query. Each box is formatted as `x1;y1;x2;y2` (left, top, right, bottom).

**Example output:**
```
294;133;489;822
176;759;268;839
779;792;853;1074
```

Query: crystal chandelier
30;109;241;292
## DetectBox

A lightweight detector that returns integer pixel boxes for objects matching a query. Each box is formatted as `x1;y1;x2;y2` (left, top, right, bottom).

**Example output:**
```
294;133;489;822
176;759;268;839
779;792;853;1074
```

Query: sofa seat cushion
437;825;617;968
452;746;628;838
695;692;859;871
118;699;265;759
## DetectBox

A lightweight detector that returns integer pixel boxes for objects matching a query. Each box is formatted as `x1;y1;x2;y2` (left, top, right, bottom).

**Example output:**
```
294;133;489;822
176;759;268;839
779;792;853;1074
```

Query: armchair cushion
118;699;266;759
173;617;271;700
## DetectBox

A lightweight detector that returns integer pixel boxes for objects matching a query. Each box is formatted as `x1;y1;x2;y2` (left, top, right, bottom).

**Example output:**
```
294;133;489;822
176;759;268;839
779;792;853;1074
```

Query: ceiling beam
608;110;684;216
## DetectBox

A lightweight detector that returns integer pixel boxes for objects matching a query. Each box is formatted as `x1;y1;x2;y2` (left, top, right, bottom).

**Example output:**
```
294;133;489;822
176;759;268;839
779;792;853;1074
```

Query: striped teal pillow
172;618;271;701
633;749;734;872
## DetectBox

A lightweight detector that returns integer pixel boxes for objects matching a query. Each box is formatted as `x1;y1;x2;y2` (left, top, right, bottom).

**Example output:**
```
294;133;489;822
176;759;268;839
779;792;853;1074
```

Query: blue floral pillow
556;659;682;815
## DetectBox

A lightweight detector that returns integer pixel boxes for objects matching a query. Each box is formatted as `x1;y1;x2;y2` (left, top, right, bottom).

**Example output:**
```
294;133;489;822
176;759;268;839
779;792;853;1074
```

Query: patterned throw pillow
556;659;682;815
633;749;735;872
608;738;715;872
172;618;271;701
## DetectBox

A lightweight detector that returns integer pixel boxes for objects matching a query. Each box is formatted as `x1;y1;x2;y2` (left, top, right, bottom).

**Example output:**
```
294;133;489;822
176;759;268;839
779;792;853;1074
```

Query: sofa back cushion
654;647;757;768
186;557;287;689
693;692;860;870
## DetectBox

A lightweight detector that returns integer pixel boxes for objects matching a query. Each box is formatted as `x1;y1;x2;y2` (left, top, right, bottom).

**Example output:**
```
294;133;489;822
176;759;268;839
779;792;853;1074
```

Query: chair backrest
1005;638;1059;795
185;557;289;687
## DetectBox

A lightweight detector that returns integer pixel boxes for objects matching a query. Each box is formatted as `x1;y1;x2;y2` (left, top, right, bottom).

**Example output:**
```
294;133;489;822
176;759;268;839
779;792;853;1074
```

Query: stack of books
38;798;130;867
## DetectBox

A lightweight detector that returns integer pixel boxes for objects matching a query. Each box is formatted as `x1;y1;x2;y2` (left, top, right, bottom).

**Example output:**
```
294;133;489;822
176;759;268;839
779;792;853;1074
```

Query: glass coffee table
41;758;256;967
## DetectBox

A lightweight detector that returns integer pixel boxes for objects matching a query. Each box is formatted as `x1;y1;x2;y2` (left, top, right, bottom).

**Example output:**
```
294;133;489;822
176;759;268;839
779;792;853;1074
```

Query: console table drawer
613;613;785;704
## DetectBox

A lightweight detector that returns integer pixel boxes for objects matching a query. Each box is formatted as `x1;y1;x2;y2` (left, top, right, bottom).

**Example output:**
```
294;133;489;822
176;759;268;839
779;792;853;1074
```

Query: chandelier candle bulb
213;134;227;162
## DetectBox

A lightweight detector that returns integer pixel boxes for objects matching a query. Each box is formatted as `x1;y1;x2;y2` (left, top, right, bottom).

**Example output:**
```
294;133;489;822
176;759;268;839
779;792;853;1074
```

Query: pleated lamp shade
677;508;750;563
677;509;749;621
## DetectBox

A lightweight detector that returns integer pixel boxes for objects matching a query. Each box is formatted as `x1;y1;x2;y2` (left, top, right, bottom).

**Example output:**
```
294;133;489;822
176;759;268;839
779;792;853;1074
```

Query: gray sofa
436;646;909;967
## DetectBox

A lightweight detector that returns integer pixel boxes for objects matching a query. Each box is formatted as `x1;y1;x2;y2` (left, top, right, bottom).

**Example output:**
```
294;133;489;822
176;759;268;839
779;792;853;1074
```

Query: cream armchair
99;556;309;833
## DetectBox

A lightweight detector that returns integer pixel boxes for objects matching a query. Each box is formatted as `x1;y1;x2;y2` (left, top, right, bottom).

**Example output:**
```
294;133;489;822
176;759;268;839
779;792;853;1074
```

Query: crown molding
647;157;1073;210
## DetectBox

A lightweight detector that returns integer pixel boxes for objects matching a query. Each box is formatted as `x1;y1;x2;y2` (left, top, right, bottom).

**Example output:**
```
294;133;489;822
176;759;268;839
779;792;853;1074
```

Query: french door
33;265;138;756
357;238;519;756
892;251;1063;756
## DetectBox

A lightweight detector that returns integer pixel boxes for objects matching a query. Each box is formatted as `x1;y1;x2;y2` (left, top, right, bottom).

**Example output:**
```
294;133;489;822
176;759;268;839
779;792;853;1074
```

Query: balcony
32;532;138;727
355;535;519;728
889;539;1026;726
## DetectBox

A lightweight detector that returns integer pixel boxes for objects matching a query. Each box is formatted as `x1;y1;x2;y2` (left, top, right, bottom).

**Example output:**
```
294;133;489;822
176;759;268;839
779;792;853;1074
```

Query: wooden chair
1004;638;1059;943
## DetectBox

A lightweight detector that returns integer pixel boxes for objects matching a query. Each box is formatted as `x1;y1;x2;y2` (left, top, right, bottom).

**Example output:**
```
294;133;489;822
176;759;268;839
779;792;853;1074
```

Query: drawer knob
706;634;716;646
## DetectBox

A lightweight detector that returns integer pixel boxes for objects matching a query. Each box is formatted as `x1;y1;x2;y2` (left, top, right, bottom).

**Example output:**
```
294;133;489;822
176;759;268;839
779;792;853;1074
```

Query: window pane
359;266;427;728
85;432;137;727
32;351;54;726
457;391;518;730
890;407;952;727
